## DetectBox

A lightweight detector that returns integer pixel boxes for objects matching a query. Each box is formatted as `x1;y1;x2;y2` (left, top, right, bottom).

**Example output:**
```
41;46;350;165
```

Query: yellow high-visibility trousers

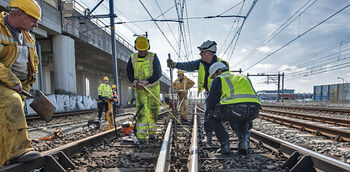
0;85;33;166
177;91;188;119
135;84;160;139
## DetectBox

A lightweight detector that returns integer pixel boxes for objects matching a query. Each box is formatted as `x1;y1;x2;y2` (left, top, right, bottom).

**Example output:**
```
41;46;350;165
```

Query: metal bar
155;119;173;172
188;114;198;172
262;104;350;113
89;0;105;15
250;130;350;172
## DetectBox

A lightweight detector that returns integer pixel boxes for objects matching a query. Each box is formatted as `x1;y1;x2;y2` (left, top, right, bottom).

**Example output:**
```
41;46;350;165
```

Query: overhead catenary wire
233;0;318;68
244;4;350;71
139;0;180;57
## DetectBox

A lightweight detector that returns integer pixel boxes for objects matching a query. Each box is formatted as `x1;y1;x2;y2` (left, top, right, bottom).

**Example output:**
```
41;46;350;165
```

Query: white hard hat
198;40;217;53
209;62;227;78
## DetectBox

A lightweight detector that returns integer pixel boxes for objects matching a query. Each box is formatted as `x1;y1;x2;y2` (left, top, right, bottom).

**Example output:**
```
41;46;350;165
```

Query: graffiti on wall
26;94;97;115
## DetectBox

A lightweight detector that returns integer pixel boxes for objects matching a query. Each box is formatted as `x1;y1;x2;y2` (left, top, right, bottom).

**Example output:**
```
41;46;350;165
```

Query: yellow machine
105;98;115;130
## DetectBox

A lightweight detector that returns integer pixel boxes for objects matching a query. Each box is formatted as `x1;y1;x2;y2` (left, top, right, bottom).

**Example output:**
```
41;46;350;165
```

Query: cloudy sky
78;0;350;93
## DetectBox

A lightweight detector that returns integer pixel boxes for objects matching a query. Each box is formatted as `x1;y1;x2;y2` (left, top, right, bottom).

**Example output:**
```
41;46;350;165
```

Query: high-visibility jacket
218;71;261;105
197;57;227;95
113;90;119;102
173;76;195;92
97;83;113;98
0;12;39;92
130;51;160;88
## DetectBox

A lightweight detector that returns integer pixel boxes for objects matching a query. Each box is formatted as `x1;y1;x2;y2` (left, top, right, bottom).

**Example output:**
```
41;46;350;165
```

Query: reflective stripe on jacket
97;83;113;98
131;52;159;87
0;12;39;91
219;71;261;105
197;57;227;95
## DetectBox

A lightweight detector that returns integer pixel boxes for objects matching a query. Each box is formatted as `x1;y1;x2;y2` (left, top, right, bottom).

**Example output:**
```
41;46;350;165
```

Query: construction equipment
22;90;56;122
104;98;115;130
121;121;133;136
33;128;64;142
131;104;144;150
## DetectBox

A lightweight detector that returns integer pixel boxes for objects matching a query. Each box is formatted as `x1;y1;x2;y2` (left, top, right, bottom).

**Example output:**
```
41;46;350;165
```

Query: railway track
263;104;350;114
1;103;350;171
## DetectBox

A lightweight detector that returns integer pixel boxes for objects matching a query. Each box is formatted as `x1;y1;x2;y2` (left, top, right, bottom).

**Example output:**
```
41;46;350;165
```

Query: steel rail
261;109;350;127
155;119;173;172
188;113;199;172
259;112;350;142
0;128;119;172
250;129;350;172
263;104;350;113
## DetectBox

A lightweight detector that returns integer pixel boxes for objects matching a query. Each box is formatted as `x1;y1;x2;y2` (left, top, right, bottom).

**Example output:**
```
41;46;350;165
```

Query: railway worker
112;84;119;116
126;36;162;141
0;0;42;166
97;76;113;121
167;40;229;144
206;62;261;155
173;70;195;122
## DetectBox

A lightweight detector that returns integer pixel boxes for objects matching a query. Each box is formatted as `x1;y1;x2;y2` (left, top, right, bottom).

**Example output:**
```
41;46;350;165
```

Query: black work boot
217;143;231;154
238;139;248;155
12;151;41;163
205;132;213;145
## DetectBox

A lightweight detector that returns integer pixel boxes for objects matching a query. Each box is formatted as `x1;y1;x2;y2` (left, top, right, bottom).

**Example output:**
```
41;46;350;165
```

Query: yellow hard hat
135;36;150;51
177;70;184;74
103;76;108;81
112;85;116;89
9;0;41;21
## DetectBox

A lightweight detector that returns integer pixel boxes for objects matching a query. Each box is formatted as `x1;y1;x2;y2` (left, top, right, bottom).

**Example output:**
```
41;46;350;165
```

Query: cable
233;0;318;68
244;4;350;71
139;0;180;56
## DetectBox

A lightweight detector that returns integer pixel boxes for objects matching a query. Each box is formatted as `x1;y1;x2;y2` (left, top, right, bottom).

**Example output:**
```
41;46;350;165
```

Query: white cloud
278;65;305;73
255;63;274;70
298;79;310;83
257;46;271;53
241;48;247;53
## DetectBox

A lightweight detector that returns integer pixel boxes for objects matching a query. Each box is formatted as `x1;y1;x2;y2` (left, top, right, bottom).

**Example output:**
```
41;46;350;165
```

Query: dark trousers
209;103;260;145
98;102;108;120
204;103;214;134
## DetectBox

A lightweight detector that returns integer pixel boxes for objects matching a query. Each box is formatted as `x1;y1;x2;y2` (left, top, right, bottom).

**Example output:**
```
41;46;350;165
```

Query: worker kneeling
206;62;261;155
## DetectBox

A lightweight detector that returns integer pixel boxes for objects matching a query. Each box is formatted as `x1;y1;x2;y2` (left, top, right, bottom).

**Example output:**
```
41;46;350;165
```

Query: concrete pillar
53;35;76;94
44;67;52;94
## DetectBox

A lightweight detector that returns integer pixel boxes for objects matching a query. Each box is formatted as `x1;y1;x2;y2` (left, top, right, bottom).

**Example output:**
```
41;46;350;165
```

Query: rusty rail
263;104;350;113
261;109;350;127
155;119;173;172
259;112;350;142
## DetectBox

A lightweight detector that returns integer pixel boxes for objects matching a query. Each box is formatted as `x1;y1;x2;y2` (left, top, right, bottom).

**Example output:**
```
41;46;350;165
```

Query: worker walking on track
167;40;229;144
112;84;119;116
97;76;113;121
0;0;42;166
173;70;194;122
206;62;261;155
126;36;162;141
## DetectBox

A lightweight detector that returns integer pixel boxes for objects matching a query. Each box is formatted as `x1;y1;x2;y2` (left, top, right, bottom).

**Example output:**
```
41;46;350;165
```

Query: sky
77;0;350;94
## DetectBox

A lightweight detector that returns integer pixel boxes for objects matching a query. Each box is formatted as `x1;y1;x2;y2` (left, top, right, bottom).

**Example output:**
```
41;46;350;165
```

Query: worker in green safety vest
206;62;261;155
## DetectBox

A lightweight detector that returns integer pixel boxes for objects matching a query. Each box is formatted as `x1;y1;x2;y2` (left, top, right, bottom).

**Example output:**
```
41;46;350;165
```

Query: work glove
133;80;139;88
167;59;177;68
12;83;22;94
139;80;149;86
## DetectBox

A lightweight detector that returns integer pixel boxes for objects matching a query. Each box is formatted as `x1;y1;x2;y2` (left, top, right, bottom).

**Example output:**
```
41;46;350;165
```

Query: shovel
21;90;56;122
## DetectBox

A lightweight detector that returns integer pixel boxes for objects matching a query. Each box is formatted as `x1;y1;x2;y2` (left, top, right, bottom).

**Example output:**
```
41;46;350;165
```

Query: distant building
257;89;295;101
314;83;350;103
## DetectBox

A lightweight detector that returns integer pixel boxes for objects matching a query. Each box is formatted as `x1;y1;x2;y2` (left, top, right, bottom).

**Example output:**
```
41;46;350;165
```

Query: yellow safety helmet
135;36;150;51
112;85;116;89
177;70;184;74
103;76;108;81
9;0;41;21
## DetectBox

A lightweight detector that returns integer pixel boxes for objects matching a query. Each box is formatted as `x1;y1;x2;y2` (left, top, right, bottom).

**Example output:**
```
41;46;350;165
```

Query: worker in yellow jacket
173;70;194;122
0;0;42;166
97;76;113;121
126;36;162;141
